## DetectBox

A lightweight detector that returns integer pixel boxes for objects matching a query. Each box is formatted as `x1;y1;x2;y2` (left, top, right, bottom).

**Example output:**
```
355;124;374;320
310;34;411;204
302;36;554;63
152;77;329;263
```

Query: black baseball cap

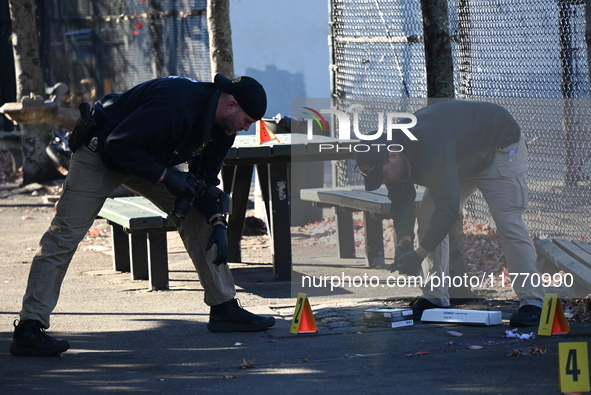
354;134;389;191
214;74;267;120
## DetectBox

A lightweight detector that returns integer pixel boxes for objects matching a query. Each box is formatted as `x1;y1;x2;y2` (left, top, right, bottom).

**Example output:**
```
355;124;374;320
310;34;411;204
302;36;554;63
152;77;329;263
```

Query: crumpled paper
505;328;536;340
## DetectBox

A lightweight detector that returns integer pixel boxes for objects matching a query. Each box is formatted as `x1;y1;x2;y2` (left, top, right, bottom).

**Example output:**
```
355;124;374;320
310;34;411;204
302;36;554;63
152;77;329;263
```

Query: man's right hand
392;250;423;276
162;171;196;197
394;239;414;261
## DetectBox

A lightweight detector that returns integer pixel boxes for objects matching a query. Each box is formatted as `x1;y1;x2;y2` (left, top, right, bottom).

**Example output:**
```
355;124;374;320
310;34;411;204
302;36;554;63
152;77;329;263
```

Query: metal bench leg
364;212;385;267
256;164;271;220
110;224;130;272
267;162;291;281
128;233;149;280
227;164;254;263
147;231;169;290
335;207;355;258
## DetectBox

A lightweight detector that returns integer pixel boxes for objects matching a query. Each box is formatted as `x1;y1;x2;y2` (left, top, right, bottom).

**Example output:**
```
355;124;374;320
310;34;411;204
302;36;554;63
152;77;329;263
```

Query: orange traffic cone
551;306;570;335
290;293;318;334
538;293;571;336
297;302;318;333
258;120;279;145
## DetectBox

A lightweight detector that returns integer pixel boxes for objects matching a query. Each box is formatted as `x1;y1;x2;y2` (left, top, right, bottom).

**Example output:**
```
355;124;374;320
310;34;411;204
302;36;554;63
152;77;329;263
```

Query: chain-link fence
330;0;591;241
38;0;211;104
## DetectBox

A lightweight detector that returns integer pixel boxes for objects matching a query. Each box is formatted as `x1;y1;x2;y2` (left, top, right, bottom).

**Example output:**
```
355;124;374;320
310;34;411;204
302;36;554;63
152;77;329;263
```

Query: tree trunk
420;0;454;100
207;0;234;79
420;0;474;300
8;0;60;184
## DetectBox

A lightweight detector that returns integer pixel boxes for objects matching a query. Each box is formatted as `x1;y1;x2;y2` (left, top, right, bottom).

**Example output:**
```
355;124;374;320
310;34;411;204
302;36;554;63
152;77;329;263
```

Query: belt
87;136;99;152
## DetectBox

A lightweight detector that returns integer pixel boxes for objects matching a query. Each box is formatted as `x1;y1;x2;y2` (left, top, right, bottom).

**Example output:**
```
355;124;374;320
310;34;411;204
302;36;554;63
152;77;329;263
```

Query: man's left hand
206;224;228;266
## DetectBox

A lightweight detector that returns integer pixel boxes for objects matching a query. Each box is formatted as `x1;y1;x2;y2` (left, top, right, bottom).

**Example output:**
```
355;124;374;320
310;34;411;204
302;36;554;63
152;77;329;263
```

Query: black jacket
386;100;521;251
92;76;234;218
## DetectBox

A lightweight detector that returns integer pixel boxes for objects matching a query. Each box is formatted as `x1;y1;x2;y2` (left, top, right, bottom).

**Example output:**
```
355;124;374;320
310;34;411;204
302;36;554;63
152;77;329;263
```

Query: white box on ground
420;309;502;326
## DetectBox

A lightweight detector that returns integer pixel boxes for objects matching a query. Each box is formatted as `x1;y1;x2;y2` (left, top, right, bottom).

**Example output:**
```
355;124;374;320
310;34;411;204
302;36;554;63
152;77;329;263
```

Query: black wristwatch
209;214;227;227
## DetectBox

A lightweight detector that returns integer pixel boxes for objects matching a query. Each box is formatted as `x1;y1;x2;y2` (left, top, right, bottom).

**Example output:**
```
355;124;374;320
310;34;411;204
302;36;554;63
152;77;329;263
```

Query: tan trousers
418;137;544;308
20;145;236;328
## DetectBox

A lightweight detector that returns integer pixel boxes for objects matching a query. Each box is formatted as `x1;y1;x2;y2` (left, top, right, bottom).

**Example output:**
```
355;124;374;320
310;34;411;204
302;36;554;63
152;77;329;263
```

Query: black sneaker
208;299;276;332
9;319;70;357
509;305;542;327
410;298;450;321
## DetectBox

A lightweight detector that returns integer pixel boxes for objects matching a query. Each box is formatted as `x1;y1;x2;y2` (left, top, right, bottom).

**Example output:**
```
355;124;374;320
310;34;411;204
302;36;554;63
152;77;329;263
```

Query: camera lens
171;195;192;219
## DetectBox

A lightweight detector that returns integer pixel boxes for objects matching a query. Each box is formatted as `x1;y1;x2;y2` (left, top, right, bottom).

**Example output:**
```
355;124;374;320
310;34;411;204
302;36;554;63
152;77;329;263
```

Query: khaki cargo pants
19;145;236;328
418;137;545;308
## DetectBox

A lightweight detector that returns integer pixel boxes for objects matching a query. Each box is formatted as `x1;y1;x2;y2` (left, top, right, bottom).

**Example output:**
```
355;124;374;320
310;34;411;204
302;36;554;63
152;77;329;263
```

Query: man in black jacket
10;74;275;357
355;100;544;327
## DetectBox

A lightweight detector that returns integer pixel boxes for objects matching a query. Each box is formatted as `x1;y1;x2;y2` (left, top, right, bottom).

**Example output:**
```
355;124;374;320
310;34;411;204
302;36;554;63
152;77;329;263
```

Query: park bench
535;238;591;298
300;186;423;267
98;196;176;290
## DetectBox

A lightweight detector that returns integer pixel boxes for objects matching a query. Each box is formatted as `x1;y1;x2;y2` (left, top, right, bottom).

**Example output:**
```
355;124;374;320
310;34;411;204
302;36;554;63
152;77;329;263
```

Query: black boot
9;319;70;357
208;299;276;332
509;305;542;327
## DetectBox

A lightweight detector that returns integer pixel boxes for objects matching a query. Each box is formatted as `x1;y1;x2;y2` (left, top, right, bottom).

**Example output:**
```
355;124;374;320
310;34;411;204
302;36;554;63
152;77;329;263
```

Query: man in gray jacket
355;100;544;327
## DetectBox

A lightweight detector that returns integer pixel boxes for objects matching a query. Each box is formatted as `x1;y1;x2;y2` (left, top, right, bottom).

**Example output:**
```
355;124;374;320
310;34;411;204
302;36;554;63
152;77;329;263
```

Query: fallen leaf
528;345;549;355
467;345;483;350
508;349;523;357
240;359;256;369
447;331;463;337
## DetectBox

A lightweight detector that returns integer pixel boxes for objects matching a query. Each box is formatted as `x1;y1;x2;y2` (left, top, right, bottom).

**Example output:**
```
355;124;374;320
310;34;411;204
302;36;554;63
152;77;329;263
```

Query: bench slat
317;189;392;216
301;186;422;216
572;240;591;257
553;239;591;271
300;186;366;203
99;200;164;229
114;196;176;227
535;239;591;297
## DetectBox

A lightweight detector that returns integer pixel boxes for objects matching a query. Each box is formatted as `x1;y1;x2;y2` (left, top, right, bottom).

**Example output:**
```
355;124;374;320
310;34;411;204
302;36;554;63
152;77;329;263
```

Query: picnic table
222;133;355;281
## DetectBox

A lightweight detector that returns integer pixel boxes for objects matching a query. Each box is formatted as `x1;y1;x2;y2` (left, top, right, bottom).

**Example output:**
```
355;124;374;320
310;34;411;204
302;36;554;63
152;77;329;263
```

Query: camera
171;179;207;219
171;179;230;220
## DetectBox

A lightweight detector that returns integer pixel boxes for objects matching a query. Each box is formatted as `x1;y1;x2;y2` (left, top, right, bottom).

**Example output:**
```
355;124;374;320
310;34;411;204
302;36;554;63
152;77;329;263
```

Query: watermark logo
302;105;417;152
302;105;418;141
302;107;329;133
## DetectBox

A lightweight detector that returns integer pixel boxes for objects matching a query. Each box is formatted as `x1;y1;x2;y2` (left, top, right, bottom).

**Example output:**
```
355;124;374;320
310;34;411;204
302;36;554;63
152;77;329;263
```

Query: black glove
392;250;423;275
206;224;228;266
162;171;196;197
395;239;414;261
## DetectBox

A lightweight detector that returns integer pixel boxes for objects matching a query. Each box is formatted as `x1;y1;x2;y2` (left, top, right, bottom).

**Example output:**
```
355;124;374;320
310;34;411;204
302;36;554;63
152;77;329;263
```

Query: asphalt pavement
0;183;589;394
